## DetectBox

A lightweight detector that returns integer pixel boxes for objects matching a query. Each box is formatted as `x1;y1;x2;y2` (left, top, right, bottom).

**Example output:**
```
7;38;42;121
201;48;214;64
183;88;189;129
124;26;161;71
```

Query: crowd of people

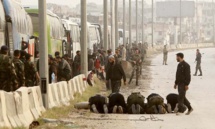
0;42;148;93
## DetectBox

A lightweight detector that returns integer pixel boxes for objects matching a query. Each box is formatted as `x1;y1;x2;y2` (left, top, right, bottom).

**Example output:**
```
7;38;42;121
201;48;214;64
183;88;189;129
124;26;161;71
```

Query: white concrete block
5;92;22;127
73;77;82;95
48;84;56;109
61;81;70;102
15;87;34;127
70;79;77;93
28;87;40;119
51;83;61;106
67;80;74;100
57;82;69;106
78;75;85;92
35;86;46;112
0;91;11;128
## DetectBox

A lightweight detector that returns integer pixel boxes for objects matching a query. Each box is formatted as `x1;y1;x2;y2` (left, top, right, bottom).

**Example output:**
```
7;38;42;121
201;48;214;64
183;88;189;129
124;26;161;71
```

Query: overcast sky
21;0;103;7
21;0;213;7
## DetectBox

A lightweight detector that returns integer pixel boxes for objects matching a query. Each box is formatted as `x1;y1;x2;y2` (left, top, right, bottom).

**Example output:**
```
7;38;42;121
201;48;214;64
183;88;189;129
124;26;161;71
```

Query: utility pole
142;0;144;44
152;0;154;47
39;0;48;108
196;0;199;44
123;0;126;46
115;0;119;48
111;0;115;51
213;0;215;44
104;0;108;51
80;0;88;76
136;0;138;44
129;0;132;45
180;0;182;44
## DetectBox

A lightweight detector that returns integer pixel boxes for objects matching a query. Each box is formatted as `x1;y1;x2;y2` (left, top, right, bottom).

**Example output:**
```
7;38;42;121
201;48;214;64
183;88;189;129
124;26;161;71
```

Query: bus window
119;31;123;38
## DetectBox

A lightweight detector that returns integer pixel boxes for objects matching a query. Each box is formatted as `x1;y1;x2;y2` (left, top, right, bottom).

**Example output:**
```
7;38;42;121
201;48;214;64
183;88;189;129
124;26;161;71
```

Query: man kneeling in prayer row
88;93;193;115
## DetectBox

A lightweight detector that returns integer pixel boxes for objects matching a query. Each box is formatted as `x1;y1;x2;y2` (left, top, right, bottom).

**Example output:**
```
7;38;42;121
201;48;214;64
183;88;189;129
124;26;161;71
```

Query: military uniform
145;93;166;114
13;57;25;87
127;92;145;114
0;54;18;92
25;61;38;87
194;52;202;76
128;53;141;86
163;47;168;65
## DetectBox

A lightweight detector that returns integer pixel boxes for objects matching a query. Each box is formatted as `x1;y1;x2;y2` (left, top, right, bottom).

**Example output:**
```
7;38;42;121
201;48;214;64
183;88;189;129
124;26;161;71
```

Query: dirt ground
38;48;215;129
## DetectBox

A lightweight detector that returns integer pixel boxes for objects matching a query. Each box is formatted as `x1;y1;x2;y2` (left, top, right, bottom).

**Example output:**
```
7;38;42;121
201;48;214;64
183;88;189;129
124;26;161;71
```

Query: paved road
76;48;215;129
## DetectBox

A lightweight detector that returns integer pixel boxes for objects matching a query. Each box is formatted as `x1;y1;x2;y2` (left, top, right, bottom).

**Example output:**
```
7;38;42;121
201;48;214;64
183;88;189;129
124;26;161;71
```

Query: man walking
163;45;168;65
106;55;126;93
194;49;202;76
174;53;193;115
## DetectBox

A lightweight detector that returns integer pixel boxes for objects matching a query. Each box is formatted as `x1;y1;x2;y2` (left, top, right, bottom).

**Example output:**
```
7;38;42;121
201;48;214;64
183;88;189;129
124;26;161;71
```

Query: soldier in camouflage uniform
0;46;18;92
128;50;142;86
127;92;145;114
145;93;167;114
163;45;168;65
13;50;25;87
24;54;40;87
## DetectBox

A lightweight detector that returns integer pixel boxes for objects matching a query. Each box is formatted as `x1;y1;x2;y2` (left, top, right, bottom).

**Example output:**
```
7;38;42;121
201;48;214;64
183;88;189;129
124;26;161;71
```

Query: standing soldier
194;49;202;76
163;45;168;65
73;51;81;77
25;54;40;87
0;46;18;92
128;50;142;86
174;53;193;115
13;50;25;87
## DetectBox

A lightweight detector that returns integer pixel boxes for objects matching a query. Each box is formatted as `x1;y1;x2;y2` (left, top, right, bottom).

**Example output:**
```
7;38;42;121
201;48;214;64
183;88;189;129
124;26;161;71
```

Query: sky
21;0;103;7
21;0;213;7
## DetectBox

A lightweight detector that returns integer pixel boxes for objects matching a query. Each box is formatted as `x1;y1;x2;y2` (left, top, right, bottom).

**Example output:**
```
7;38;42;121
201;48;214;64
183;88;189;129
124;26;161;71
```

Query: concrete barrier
48;84;57;108
28;86;45;119
70;79;77;94
15;87;34;127
78;75;85;92
57;81;70;105
5;92;22;127
50;83;61;107
67;80;74;100
0;91;11;128
73;76;83;95
35;86;46;113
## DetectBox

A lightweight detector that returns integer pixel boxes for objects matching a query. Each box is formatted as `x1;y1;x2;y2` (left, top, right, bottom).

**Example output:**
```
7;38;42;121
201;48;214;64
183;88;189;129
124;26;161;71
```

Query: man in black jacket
174;53;193;115
106;55;126;93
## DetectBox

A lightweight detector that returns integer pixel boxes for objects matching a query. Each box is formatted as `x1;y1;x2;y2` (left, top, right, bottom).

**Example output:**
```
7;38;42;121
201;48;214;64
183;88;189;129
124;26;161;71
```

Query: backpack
127;92;145;107
147;94;164;106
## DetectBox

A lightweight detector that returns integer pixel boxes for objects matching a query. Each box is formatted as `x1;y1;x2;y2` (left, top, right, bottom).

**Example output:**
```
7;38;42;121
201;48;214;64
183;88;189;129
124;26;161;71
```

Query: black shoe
198;74;202;76
193;74;197;76
186;108;194;115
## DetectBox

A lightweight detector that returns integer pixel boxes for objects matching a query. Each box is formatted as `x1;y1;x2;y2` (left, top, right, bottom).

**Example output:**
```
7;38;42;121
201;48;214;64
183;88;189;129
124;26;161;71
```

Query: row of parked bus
0;0;104;59
0;0;129;59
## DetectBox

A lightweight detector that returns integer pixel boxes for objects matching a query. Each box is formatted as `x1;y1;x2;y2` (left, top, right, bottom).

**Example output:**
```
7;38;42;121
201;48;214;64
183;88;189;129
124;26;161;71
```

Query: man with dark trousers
194;49;202;76
106;55;126;93
174;53;193;115
166;93;193;114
